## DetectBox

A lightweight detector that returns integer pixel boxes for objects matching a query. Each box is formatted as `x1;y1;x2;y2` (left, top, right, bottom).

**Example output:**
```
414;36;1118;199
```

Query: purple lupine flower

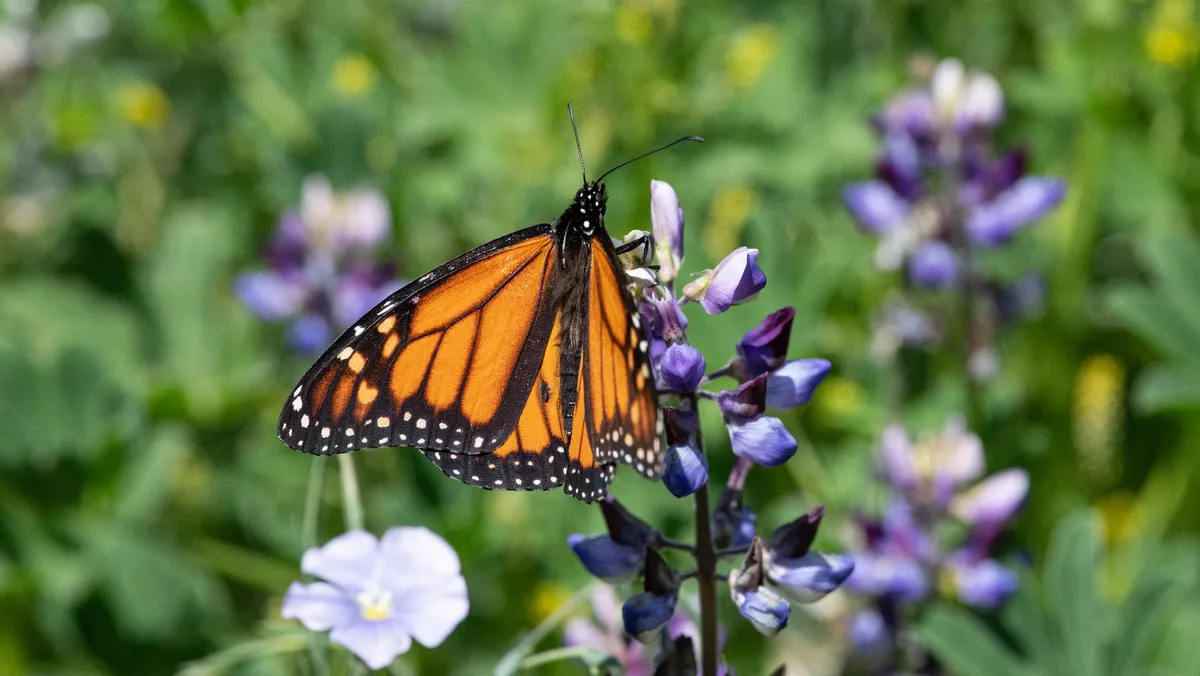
568;497;656;582
879;419;984;507
947;555;1018;608
844;552;929;602
235;175;401;353
732;585;789;637
650;180;685;284
622;549;681;644
662;443;708;497
765;358;831;409
849;609;891;661
565;586;711;676
683;246;767;314
712;489;757;548
950;468;1029;532
736;307;795;378
762;507;855;603
659;343;706;393
727;416;797;467
281;528;468;670
843;181;911;234
967;177;1066;246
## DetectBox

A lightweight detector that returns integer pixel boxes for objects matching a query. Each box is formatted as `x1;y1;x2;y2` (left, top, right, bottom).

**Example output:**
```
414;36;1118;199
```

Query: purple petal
950;558;1018;608
766;551;855;603
850;609;891;656
290;314;332;354
877;132;922;200
567;534;643;583
716;374;768;420
659;344;706;393
878;89;936;139
396;582;469;647
728;416;797;467
983;149;1028;195
907;241;961;289
281;581;359;631
650;180;685;283
644;288;688;343
622;592;678;644
736;307;795;378
695;247;767;314
712;491;757;548
662;444;708;498
765;506;824;560
376;528;470;643
877;425;915;491
732;585;789;637
765;359;831;409
332;268;402;327
378;526;463;579
235;271;307;320
844;553;928;602
329;618;413;670
951;469;1029;532
881;500;937;562
335;188;392;250
264;211;309;271
931;419;986;500
300;530;380;593
967;177;1066;246
842;181;910;234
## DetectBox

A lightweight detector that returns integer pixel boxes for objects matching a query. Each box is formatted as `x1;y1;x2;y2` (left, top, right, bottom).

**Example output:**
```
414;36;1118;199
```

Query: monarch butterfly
277;111;700;503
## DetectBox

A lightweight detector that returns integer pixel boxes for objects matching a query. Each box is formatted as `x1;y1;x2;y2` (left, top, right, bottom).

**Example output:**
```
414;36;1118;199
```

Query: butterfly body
278;180;662;503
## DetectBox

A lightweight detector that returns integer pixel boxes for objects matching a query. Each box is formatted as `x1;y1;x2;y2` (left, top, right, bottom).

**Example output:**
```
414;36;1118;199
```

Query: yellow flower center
355;587;394;621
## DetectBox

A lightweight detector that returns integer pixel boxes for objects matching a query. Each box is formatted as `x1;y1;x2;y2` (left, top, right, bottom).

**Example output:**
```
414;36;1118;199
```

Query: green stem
300;459;329;676
338;454;364;532
520;646;611;670
685;393;719;676
494;582;599;676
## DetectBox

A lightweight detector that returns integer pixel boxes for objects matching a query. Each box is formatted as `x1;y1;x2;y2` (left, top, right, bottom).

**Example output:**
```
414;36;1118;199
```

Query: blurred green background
3;0;1200;674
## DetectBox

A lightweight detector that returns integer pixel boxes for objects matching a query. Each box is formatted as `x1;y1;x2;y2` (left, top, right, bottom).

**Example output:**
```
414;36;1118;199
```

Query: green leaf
1001;568;1055;672
917;604;1029;676
1104;287;1198;362
1044;511;1103;676
1142;230;1200;338
1132;365;1200;413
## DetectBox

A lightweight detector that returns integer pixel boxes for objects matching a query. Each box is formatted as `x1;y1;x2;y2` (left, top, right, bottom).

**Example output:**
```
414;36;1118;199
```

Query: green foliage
918;511;1200;676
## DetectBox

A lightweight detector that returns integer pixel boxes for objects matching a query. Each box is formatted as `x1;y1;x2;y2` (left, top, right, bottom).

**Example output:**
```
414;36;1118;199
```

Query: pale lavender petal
398;581;469;647
290;314;331;354
281;581;359;630
235;271;307;320
732;585;789;637
951;558;1018;608
696;247;767;314
957;72;1004;130
336;188;392;250
767;551;855;603
623;592;677;643
728;416;797;467
951;469;1029;531
650;180;684;283
877;425;915;490
330;618;413;670
843;181;910;234
659;344;706;393
907;241;960;289
300;530;380;593
967;177;1066;246
845;553;928;601
378;526;463;580
765;358;831;409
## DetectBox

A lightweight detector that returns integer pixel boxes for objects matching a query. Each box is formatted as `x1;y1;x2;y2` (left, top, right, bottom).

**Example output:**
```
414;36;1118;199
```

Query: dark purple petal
600;496;657;549
712;489;757;549
622;591;678;644
950;469;1029;532
907;241;961;289
732;586;789;637
567;534;643;583
235;271;307;320
736;307;796;378
264;211;309;271
659;344;706;393
290;314;332;354
766;551;855;603
716;374;768;420
876;132;923;200
877;90;936;140
690;247;767;314
650;180;685;284
329;618;413;670
765;359;831;409
967;177;1066;246
281;581;360;631
728;416;797;467
843;181;910;234
662;406;698;447
881;500;937;562
950;558;1018;608
845;553;928;601
984;149;1028;195
662;443;708;498
765;506;825;559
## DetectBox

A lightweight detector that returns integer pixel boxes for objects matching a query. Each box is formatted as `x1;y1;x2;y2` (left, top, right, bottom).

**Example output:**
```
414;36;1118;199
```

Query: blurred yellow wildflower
616;0;653;44
528;581;573;623
118;81;170;129
815;376;865;419
1073;354;1124;485
726;24;779;88
332;54;377;97
1144;0;1200;66
703;185;755;258
1097;492;1141;546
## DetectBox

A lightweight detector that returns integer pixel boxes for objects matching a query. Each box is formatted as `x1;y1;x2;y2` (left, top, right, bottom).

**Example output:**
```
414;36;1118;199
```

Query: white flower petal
330;618;413;670
379;526;462;579
281;581;359;631
399;579;470;647
300;530;380;593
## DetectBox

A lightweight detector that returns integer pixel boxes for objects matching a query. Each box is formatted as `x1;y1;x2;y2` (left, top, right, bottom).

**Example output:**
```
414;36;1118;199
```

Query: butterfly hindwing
278;225;561;457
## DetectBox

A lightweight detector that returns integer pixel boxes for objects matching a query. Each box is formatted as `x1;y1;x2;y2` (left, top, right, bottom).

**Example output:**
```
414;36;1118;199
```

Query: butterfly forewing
278;226;560;457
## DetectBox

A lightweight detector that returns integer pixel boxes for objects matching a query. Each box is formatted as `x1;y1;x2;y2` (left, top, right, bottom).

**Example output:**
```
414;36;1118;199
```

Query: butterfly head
569;181;607;237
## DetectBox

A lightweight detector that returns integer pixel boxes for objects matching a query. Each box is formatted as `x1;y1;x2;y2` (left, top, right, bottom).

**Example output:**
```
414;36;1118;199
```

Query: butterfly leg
614;233;654;260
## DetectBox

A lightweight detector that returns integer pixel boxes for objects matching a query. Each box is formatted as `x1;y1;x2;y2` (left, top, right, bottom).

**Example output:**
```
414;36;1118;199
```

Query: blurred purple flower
849;609;891;660
662;443;708;498
766;551;856;604
235;175;401;354
844;552;929;602
683;247;767;314
948;556;1018;608
281;528;468;670
907;241;960;289
659;343;706;393
967;177;1066;246
843;181;910;234
950;468;1029;532
650;180;685;284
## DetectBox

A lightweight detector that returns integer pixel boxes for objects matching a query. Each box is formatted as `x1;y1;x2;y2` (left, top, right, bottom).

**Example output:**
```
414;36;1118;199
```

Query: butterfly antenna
596;135;704;183
568;103;587;184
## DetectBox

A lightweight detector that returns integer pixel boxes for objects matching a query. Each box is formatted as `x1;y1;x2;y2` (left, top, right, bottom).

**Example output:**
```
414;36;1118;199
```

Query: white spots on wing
639;340;648;352
399;434;407;441
631;314;640;330
495;479;503;486
550;476;558;483
322;445;328;452
653;438;661;451
637;462;645;472
475;437;484;449
435;438;444;444
515;479;522;486
321;427;331;439
293;386;302;396
377;417;390;428
453;469;461;475
439;422;448;430
453;440;462;447
292;397;303;411
301;414;310;428
338;347;353;360
353;325;364;336
361;437;367;444
533;479;542;486
404;412;412;421
377;302;397;315
471;475;480;481
625;433;634;446
434;452;441;460
379;437;388;444
416;418;427;429
345;428;355;436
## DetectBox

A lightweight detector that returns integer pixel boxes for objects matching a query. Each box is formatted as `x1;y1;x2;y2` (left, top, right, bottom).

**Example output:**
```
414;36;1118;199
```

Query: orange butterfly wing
563;237;663;502
278;225;563;467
